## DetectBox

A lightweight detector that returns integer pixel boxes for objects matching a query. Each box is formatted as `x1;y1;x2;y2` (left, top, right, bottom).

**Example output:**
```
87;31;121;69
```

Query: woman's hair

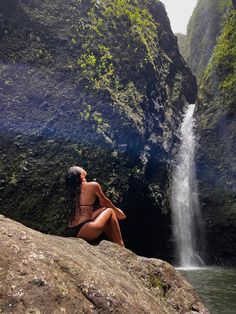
65;166;83;222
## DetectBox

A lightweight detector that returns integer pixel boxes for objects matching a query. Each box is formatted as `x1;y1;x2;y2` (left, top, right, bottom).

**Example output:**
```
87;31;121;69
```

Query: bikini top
79;197;100;211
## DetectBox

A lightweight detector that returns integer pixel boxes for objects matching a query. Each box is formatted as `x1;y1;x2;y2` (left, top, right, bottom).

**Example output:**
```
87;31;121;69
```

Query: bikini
65;217;93;237
65;200;100;237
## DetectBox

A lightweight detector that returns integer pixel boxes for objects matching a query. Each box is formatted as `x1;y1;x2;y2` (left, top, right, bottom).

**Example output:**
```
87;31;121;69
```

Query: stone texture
0;215;209;314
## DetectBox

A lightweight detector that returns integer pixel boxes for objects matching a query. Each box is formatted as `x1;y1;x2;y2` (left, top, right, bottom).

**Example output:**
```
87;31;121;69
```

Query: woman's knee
91;208;113;228
107;208;118;220
99;207;115;220
105;207;115;216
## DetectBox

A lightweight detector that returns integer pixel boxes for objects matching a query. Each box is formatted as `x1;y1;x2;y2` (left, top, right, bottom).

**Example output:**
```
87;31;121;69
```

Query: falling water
171;104;204;267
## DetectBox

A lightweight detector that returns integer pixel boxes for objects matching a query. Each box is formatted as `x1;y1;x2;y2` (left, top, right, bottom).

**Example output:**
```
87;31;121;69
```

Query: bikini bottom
64;219;93;237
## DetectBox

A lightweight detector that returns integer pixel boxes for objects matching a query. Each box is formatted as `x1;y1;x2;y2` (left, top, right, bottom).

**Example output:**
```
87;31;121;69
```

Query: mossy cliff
180;0;236;265
0;0;197;261
177;0;232;82
195;4;236;265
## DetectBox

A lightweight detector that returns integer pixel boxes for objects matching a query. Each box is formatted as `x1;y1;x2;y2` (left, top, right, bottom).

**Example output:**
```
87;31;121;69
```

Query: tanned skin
69;167;126;247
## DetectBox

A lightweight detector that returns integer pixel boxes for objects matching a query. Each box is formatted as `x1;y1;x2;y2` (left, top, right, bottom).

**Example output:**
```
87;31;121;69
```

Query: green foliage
75;0;158;92
203;10;236;99
195;5;236;129
184;0;232;81
71;38;77;45
79;103;110;134
93;112;103;125
219;0;232;13
214;11;236;93
80;104;92;120
9;174;18;186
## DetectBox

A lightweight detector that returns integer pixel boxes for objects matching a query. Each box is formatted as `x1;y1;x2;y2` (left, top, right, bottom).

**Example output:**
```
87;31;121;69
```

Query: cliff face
0;0;197;261
178;0;231;82
175;33;186;60
0;215;209;314
192;1;236;265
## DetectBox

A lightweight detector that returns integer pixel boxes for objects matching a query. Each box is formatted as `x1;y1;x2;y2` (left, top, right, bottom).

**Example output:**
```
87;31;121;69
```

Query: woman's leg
104;211;124;246
78;208;124;246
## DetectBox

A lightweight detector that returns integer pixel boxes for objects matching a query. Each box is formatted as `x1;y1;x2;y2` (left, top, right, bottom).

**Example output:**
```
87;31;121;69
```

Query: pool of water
179;267;236;314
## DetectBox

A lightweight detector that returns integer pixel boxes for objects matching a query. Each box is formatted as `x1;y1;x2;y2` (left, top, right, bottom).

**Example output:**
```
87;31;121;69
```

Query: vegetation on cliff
75;0;158;92
177;0;232;82
201;9;236;122
192;2;236;265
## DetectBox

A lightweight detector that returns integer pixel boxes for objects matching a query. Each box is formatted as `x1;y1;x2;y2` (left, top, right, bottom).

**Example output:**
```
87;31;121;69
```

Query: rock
0;215;209;313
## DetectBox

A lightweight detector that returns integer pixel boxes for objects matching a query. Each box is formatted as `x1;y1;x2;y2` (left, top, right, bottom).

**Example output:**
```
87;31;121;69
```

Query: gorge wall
177;0;231;82
0;0;197;261
181;0;236;265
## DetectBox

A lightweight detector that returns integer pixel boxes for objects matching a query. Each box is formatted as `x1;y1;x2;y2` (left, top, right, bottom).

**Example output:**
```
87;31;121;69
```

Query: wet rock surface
0;215;209;314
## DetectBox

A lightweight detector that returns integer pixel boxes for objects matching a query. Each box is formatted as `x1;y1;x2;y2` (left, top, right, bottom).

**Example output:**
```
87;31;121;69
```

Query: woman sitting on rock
65;166;125;247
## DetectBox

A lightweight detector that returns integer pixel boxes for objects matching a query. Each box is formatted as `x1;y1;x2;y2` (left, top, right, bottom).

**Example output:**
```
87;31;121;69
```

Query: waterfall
171;104;204;267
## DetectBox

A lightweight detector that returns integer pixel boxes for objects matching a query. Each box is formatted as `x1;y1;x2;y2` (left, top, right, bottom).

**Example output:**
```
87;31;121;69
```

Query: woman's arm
93;182;126;220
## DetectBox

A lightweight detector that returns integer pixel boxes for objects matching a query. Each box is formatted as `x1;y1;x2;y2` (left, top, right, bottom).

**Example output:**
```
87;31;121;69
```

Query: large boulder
0;215;209;313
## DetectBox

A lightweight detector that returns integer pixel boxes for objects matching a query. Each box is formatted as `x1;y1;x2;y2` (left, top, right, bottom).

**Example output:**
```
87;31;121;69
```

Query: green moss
216;11;236;93
149;274;164;291
80;104;92;121
202;10;236;101
9;174;18;186
196;6;236;130
93;112;103;125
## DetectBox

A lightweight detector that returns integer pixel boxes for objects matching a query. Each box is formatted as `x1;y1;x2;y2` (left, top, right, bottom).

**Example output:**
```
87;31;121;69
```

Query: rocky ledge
0;215;209;314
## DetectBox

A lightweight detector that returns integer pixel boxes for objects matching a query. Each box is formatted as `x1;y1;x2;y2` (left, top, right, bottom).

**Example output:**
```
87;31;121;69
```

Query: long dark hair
65;166;83;223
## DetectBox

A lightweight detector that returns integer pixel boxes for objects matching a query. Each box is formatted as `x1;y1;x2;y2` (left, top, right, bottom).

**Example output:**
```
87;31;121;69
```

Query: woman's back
70;182;98;226
79;182;97;207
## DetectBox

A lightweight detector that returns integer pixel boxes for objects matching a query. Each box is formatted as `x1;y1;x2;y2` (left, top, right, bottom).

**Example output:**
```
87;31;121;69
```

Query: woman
65;166;126;247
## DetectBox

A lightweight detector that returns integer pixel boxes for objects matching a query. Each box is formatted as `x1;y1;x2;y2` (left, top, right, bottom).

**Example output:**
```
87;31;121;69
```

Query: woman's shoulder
87;181;100;188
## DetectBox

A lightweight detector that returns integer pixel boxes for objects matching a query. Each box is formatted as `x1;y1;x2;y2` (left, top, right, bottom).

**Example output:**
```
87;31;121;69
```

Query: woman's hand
94;182;126;220
114;207;126;220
